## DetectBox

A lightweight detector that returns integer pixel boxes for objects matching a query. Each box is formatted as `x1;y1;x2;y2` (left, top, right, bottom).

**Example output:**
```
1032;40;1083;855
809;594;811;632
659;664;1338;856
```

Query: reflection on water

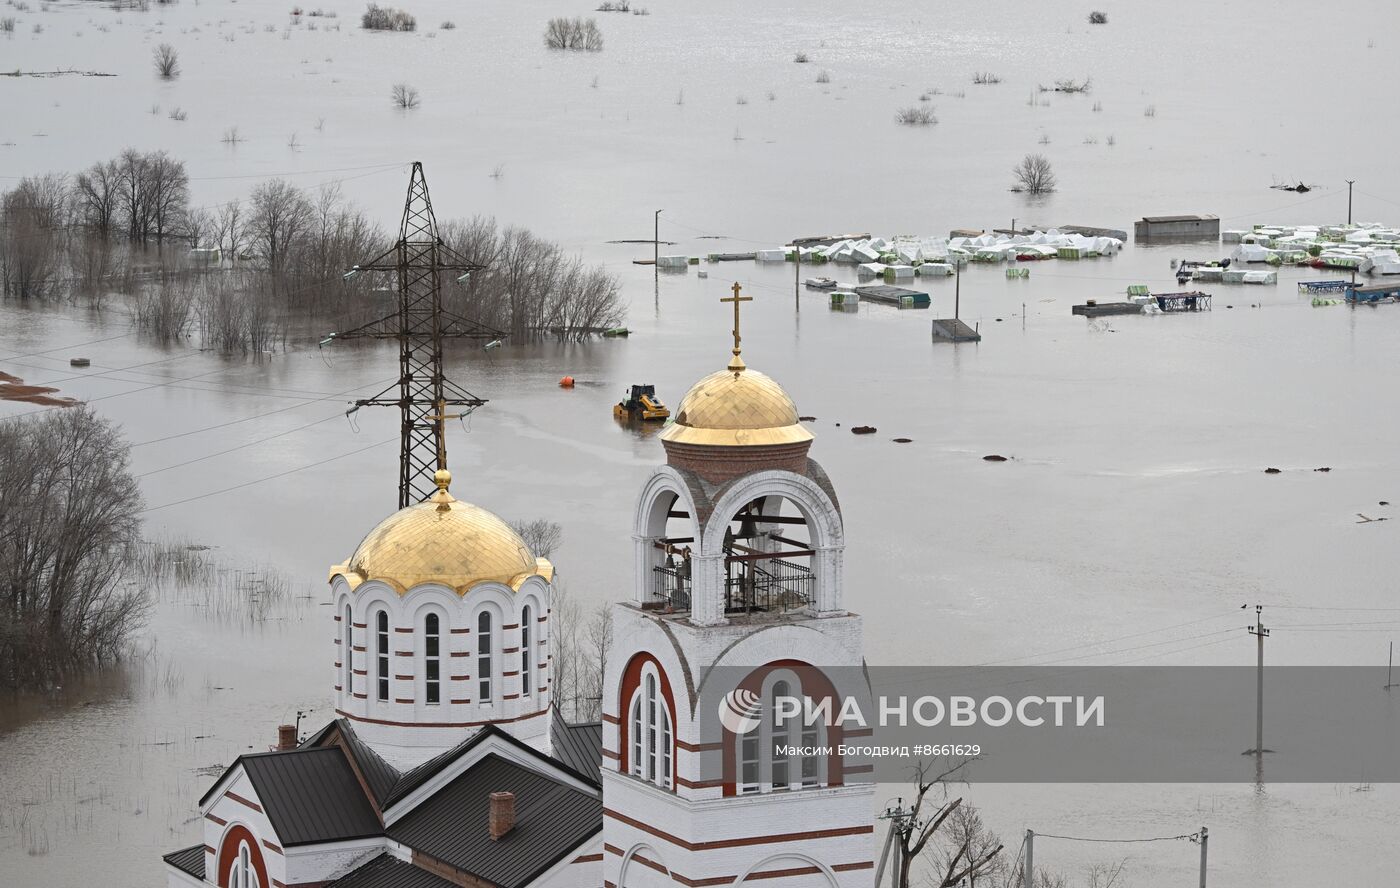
4;0;1400;884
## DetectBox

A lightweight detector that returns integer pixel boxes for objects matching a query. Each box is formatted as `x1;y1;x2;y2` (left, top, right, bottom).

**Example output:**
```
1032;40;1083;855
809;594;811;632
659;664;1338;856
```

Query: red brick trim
674;776;724;789
394;674;414;680
353;669;367;676
676;739;722;752
502;647;520;655
203;844;217;856
450;652;470;658
217;825;269;888
503;623;519;630
450;698;472;705
395;698;415;704
450;628;471;635
603;807;872;851
225;791;263;813
503;693;520;701
572;853;603;864
394;650;414;657
602;712;620;725
205;813;228;827
394;627;413;633
352;622;367;628
450;675;471;681
352;645;366;653
262;838;283;856
601;748;620;760
335;706;548;729
353;692;368;699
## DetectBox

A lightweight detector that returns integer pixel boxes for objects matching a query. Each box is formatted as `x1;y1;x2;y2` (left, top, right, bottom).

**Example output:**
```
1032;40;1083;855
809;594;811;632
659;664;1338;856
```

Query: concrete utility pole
954;261;962;320
1023;829;1034;888
1345;180;1355;225
1246;605;1271;755
1198;826;1209;888
1386;642;1398;691
654;209;663;267
793;239;801;312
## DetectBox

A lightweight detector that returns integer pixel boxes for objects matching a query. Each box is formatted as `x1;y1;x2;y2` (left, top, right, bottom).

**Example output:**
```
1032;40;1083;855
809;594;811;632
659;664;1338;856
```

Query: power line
1035;831;1200;844
140;437;395;514
0;331;134;362
136;411;348;478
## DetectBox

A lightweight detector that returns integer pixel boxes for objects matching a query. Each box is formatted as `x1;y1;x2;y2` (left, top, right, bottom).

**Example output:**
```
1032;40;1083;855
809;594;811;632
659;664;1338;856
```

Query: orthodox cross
721;282;751;370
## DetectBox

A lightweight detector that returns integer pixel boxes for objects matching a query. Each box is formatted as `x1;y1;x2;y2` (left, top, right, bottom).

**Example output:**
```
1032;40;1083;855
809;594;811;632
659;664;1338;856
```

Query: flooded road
4;0;1400;885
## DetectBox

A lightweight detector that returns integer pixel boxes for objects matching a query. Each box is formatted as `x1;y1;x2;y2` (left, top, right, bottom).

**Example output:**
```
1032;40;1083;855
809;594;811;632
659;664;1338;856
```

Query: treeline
0;407;147;687
0;151;625;348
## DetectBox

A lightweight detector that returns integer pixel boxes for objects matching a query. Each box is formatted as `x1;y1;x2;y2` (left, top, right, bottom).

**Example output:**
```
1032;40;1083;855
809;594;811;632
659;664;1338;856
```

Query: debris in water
1264;467;1281;474
851;426;877;435
892;437;913;443
1356;514;1389;523
983;454;1008;462
1314;467;1331;472
69;357;90;367
1380;501;1391;506
799;415;817;421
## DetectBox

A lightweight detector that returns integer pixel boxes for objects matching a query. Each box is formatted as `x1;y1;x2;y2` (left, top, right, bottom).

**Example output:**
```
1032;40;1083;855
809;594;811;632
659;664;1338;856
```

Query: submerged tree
0;406;147;687
153;42;180;79
1012;153;1057;194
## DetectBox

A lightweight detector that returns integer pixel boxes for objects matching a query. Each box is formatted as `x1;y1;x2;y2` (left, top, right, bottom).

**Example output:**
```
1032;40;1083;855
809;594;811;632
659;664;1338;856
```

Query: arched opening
618;653;677;791
520;604;533;699
649;490;695;611
217;825;268;888
373;609;390;703
477;610;495;704
724;659;842;797
341;603;352;693
718;494;815;617
423;612;441;705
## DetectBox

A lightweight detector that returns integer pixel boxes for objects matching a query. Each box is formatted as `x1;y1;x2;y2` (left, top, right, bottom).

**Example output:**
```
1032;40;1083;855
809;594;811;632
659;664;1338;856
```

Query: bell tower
601;286;875;888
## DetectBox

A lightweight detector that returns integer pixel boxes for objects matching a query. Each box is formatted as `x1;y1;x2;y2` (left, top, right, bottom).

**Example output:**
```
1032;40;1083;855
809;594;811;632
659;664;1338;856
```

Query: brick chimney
276;724;297;751
488;792;515;840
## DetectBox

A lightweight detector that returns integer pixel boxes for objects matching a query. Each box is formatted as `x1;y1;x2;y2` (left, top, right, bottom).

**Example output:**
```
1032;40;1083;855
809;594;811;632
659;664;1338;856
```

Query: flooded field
3;1;1400;886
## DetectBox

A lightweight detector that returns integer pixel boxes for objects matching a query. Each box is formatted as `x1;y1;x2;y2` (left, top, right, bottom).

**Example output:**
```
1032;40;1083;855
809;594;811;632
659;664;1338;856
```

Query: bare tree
216;198;245;261
0;174;69;300
544;16;603;51
145;151;189;246
1012;153;1057;194
72;159;122;236
0;406;147;687
153;43;180;79
891;759;1002;888
391;82;420;109
549;580;612;722
510;519;563;559
247;178;313;285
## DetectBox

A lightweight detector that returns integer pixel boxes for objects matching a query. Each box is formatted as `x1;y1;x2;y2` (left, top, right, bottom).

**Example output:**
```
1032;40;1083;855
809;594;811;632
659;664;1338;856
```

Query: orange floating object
559;376;575;388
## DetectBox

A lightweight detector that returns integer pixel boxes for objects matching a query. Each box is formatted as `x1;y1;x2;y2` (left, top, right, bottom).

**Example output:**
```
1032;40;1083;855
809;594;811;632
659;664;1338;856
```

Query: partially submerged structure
1134;214;1220;241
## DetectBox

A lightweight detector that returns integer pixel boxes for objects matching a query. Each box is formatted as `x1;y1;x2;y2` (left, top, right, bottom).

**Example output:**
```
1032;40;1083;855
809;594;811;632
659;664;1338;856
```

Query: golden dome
661;361;814;447
328;470;553;595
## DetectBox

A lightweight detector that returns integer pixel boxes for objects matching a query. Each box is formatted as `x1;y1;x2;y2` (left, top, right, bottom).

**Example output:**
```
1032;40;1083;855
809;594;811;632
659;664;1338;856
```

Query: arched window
628;667;673;789
477;611;493;703
771;680;791;791
424;613;441;705
231;840;260;888
521;605;532;698
342;604;352;693
375;610;390;702
734;673;827;794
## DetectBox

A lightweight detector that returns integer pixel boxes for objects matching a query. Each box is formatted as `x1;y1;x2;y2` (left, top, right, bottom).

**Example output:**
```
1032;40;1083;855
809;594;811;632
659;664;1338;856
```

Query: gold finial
721;282;752;375
432;468;453;510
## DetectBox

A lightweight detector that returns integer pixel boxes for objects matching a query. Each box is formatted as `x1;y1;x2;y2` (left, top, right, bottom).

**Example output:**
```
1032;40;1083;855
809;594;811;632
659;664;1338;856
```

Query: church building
163;290;876;888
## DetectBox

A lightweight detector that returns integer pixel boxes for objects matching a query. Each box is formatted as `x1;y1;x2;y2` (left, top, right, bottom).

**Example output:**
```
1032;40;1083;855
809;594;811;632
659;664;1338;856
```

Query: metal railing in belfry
652;564;691;611
650;557;813;615
725;557;813;615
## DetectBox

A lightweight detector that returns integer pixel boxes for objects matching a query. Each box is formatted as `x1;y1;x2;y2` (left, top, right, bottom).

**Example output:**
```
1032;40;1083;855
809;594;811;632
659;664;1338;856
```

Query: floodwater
4;0;1400;885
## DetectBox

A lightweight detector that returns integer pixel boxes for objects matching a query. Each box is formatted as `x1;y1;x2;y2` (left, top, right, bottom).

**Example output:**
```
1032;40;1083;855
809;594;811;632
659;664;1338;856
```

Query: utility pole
1198;826;1209;888
326;162;505;508
793;238;801;312
654;209;662;267
1023;829;1034;888
1386;642;1398;690
1245;605;1271;755
1345;179;1355;225
954;260;962;320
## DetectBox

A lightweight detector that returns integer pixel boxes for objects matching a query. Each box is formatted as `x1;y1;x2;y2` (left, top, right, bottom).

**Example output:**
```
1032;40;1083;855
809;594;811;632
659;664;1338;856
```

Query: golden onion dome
660;354;813;448
328;470;553;595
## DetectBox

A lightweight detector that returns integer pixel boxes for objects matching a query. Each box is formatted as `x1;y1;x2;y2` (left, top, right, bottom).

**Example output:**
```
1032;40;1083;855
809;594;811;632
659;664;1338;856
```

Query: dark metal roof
241;747;383;846
1141;214;1217;223
551;718;602;784
163;845;205;880
334;719;401;806
386;754;601;888
327;854;459;888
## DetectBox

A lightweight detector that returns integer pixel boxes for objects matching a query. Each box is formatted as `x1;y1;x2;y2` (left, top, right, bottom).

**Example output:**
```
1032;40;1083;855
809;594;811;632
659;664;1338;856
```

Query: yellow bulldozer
613;384;670;421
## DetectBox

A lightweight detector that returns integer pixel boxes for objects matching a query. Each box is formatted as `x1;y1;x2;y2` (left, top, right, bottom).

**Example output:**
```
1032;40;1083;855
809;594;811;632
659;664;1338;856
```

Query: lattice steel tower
326;162;504;508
